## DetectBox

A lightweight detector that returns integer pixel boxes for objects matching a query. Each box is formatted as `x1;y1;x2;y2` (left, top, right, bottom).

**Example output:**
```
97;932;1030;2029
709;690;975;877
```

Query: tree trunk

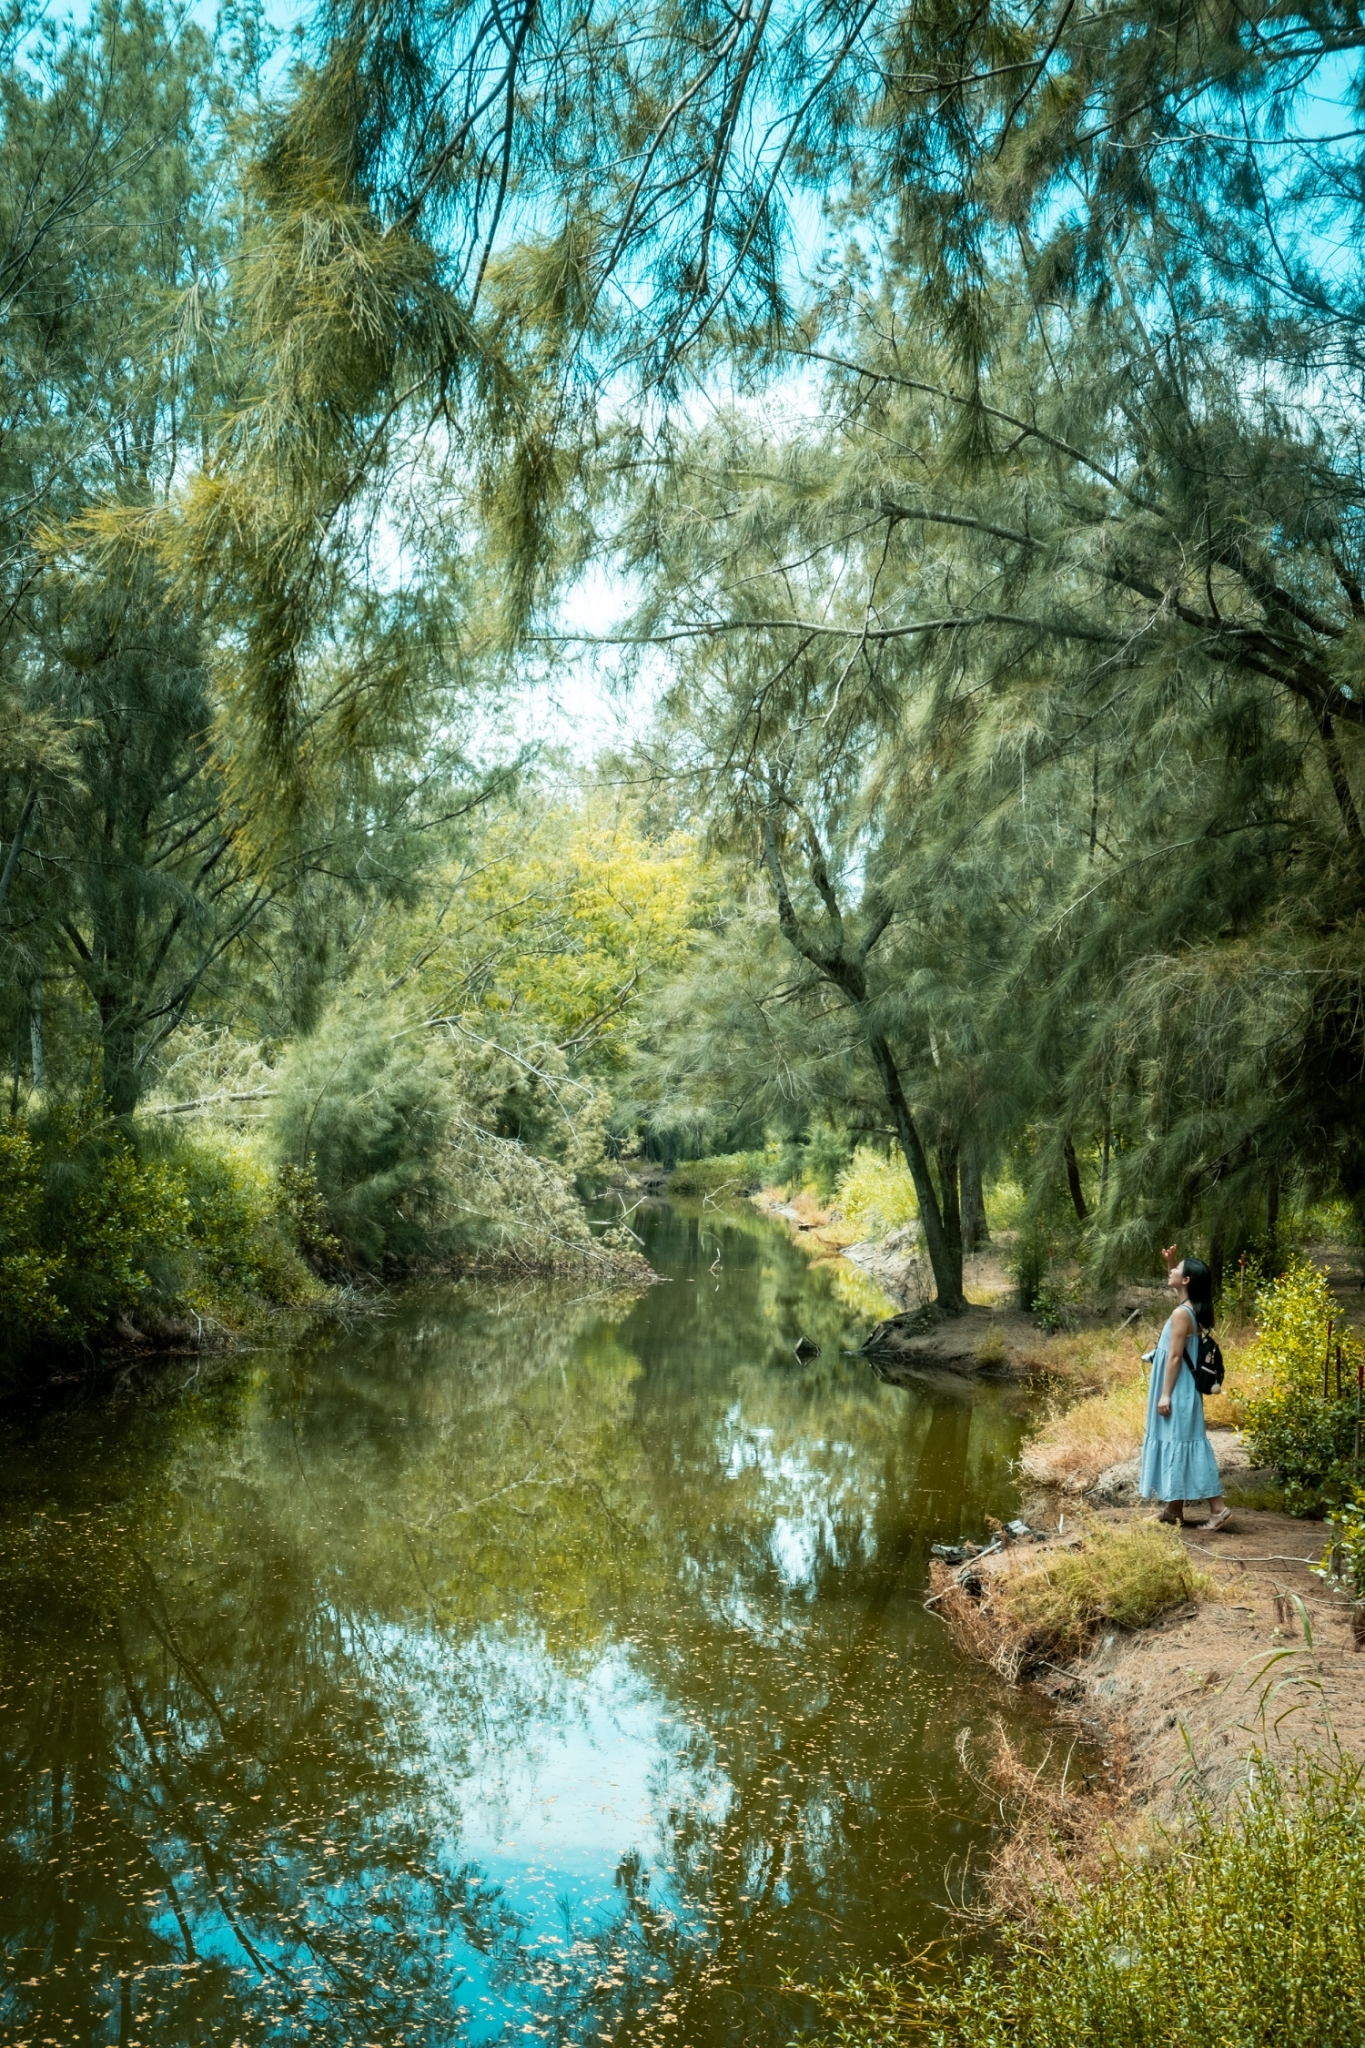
865;1028;965;1312
1063;1133;1089;1221
1317;712;1364;847
1267;1169;1280;1258
0;786;38;918
936;1132;962;1264
759;820;964;1313
960;1144;990;1252
98;997;140;1117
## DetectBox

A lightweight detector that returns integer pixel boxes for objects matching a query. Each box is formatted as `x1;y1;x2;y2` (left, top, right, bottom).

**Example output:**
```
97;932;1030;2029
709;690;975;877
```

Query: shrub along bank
0;1027;652;1386
1241;1257;1364;1516
0;1103;329;1379
811;1758;1365;2048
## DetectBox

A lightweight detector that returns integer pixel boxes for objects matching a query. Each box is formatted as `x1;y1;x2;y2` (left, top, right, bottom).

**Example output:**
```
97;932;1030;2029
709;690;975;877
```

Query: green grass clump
810;1758;1365;2047
997;1521;1206;1658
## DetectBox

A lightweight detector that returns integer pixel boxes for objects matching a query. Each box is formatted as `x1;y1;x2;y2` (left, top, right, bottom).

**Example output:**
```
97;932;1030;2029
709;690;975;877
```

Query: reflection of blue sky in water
396;1627;728;2040
128;1622;725;2038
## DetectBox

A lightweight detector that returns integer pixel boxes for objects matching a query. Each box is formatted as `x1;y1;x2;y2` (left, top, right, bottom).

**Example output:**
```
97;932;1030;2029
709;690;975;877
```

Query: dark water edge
0;1200;1059;2048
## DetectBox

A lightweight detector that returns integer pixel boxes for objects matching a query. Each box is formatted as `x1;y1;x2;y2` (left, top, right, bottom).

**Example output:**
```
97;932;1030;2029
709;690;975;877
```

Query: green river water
0;1201;1054;2048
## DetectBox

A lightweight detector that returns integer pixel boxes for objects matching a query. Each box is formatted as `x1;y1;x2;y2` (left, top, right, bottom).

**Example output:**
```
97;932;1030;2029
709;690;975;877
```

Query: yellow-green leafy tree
363;790;712;1174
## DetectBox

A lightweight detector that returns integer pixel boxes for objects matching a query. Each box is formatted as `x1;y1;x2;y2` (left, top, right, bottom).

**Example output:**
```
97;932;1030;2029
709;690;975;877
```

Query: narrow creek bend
0;1202;1060;2048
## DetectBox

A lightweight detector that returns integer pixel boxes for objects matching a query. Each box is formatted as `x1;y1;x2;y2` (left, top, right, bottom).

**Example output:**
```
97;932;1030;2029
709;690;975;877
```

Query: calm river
0;1202;1051;2048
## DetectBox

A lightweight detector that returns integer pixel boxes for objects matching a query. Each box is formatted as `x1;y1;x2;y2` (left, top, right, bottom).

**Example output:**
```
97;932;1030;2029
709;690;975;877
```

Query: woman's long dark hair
1182;1256;1215;1330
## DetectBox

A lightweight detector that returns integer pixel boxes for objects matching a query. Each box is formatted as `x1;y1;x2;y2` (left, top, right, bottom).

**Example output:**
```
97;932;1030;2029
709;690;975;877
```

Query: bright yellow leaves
376;793;711;1074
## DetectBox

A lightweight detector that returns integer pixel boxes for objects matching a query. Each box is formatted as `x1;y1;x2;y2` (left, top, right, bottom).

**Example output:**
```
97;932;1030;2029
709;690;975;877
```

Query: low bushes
801;1119;854;1197
1249;1392;1363;1516
1320;1488;1365;1601
0;1106;189;1343
270;1004;460;1270
0;1048;645;1378
0;1101;326;1379
810;1758;1365;2048
270;1000;649;1281
835;1146;920;1238
670;1140;925;1231
174;1132;327;1320
1242;1257;1365;1514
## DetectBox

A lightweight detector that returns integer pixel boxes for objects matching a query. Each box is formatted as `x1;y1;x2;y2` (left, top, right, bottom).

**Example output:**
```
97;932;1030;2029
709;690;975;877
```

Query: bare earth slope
953;1506;1365;1826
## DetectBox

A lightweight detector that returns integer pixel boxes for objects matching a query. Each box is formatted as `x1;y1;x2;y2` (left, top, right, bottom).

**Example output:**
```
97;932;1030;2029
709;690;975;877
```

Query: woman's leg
1199;1494;1232;1531
1157;1498;1185;1524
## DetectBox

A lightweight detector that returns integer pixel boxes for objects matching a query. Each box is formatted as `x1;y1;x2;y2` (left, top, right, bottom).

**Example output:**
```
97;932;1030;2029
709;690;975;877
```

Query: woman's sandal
1199;1507;1234;1534
1156;1505;1185;1527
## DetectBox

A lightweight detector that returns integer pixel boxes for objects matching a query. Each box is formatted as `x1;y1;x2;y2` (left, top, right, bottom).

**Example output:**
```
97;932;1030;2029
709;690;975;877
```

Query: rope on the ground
1186;1549;1319;1563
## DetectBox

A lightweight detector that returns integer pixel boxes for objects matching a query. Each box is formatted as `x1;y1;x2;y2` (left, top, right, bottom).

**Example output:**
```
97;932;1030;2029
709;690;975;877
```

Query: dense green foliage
1243;1260;1365;1513
7;0;1365;1333
1321;1489;1365;1600
0;2;710;1369
0;1102;324;1367
811;1761;1365;2048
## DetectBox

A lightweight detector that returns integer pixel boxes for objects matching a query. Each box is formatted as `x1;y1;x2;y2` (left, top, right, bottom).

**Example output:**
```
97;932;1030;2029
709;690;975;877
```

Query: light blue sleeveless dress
1138;1310;1222;1502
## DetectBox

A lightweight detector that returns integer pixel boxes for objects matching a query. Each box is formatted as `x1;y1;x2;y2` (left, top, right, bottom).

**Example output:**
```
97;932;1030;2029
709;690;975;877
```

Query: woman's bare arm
1158;1304;1193;1416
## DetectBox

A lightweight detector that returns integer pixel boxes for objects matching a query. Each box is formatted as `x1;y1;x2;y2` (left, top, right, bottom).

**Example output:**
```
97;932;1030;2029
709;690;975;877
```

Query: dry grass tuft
1020;1378;1149;1490
933;1521;1209;1684
957;1719;1139;1923
1016;1325;1160;1392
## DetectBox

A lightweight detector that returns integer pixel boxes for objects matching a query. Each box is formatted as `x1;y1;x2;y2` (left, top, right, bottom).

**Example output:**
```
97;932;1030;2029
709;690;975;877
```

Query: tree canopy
1;0;1364;1347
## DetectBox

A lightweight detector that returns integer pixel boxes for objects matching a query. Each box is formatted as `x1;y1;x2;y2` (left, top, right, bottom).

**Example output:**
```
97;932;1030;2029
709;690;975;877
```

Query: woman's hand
1157;1393;1172;1417
1162;1242;1179;1268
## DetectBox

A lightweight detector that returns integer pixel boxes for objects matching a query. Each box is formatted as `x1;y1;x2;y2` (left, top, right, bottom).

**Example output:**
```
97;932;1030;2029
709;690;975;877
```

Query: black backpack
1189;1322;1225;1396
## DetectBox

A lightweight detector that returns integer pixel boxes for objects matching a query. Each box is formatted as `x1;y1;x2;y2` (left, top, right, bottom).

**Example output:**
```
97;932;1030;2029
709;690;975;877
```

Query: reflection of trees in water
554;1394;1012;2048
0;1403;522;2045
458;1251;1029;2047
0;1224;1032;2045
0;1288;653;2045
626;1200;869;1375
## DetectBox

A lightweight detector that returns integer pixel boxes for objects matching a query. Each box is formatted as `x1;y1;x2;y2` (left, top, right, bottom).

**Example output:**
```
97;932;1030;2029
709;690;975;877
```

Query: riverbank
742;1185;1082;1374
6;1234;657;1409
926;1248;1365;1892
932;1497;1364;1907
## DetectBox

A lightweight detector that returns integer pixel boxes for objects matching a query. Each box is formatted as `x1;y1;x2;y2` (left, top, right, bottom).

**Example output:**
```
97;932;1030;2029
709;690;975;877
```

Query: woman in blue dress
1138;1248;1232;1533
